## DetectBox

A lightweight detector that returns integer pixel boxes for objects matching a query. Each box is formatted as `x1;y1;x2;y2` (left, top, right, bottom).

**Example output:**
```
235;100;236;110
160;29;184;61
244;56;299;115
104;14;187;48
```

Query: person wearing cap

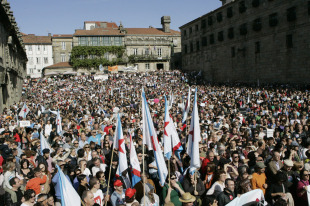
251;162;268;194
110;179;125;206
125;188;138;206
279;159;298;190
179;192;196;206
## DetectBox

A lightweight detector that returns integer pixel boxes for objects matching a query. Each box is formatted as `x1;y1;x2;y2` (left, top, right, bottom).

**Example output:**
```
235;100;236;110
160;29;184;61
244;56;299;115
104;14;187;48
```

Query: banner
108;65;118;72
19;121;30;127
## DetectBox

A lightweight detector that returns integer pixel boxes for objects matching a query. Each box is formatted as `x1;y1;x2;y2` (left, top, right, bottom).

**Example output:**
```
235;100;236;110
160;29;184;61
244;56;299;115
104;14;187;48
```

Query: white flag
40;132;53;155
19;103;30;119
186;88;201;171
56;110;62;136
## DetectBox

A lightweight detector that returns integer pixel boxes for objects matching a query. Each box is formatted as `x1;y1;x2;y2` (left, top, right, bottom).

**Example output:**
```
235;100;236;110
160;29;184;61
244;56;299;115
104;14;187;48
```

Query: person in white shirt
79;159;91;177
45;120;52;137
91;157;106;176
89;177;105;206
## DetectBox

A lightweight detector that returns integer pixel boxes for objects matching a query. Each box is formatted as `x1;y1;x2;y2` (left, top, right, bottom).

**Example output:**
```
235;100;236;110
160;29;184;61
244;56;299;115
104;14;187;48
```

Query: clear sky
9;0;222;36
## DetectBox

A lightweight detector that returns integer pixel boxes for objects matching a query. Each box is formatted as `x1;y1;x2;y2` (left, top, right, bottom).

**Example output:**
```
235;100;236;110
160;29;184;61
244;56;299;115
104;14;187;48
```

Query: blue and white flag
56;165;81;206
142;88;168;186
181;87;191;131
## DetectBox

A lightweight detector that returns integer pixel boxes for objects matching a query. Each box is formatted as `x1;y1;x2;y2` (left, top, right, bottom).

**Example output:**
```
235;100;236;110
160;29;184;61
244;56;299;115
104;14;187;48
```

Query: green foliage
70;46;125;69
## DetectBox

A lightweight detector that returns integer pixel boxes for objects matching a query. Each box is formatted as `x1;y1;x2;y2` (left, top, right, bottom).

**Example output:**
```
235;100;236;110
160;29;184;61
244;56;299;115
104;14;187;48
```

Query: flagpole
168;159;171;187
104;148;115;206
142;138;146;206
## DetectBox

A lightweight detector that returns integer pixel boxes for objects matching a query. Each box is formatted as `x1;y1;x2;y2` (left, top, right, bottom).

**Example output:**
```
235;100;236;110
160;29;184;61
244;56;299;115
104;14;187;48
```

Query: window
145;48;150;55
29;68;33;74
44;57;48;64
228;27;234;39
79;37;87;46
201;19;206;29
218;31;224;42
231;47;235;58
189;27;192;34
91;37;99;46
196;41;200;51
28;46;32;51
209;34;214;44
208;16;213;26
308;1;310;15
195;24;199;31
183;30;187;37
217;12;223;22
103;37;111;46
157;48;162;57
253;18;262;31
37;45;40;51
145;63;150;70
133;48;138;55
239;1;247;13
61;54;66;62
104;52;109;60
202;36;207;46
29;57;33;65
255;41;260;53
184;45;188;54
227;7;233;18
190;42;193;52
286;34;293;48
36;57;40;64
114;37;121;46
252;0;260;8
43;45;46;52
287;7;296;22
269;13;278;27
240;23;247;35
61;42;66;50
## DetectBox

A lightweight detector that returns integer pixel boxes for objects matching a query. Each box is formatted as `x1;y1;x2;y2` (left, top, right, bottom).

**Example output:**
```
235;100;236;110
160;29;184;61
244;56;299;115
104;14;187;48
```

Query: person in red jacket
26;167;47;195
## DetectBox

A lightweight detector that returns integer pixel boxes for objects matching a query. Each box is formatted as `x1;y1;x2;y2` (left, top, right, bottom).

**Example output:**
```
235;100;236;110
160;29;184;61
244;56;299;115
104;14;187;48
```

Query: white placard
20;121;30;127
267;129;274;138
200;103;206;107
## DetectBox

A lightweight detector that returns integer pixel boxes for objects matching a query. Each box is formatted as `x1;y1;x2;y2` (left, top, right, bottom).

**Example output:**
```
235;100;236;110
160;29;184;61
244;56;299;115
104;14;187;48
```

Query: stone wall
180;0;310;84
0;0;27;112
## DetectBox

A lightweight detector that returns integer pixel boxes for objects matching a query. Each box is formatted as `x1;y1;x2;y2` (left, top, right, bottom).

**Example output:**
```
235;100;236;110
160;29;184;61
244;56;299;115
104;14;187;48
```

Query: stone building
52;34;73;64
0;0;27;112
22;34;53;78
71;16;181;72
180;0;310;84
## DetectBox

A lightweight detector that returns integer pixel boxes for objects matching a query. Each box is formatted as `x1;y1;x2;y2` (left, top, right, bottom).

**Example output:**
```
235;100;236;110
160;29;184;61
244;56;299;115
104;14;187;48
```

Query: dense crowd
0;70;310;206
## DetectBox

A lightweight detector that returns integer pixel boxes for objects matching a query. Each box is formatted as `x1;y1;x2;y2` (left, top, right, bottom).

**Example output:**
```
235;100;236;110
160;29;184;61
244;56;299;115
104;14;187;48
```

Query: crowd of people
0;70;310;206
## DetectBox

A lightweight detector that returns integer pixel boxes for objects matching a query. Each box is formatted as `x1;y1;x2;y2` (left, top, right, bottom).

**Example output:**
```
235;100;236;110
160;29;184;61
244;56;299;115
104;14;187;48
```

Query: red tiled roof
84;21;118;28
126;28;180;35
53;34;73;38
74;27;123;36
22;35;52;44
45;62;72;68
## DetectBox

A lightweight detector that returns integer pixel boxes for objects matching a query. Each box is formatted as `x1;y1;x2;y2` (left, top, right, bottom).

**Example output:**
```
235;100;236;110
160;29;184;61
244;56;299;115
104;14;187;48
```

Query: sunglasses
233;156;239;158
74;143;79;144
85;147;90;148
304;174;309;176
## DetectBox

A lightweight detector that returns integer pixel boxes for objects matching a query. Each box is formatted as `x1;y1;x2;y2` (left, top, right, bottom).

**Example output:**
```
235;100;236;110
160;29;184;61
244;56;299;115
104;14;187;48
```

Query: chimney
161;16;171;33
48;33;51;37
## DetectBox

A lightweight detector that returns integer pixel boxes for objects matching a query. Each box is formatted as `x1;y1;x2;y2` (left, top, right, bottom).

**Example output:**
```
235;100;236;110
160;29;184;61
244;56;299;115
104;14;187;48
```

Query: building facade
180;0;310;84
0;0;27;112
71;16;181;72
52;34;73;64
22;34;53;78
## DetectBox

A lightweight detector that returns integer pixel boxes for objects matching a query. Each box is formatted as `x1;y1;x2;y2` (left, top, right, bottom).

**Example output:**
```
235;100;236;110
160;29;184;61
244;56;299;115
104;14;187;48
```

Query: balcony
128;54;170;63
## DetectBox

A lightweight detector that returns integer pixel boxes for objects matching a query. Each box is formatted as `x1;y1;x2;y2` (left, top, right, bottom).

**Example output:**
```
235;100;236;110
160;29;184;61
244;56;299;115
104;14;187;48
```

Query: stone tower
161;16;171;33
